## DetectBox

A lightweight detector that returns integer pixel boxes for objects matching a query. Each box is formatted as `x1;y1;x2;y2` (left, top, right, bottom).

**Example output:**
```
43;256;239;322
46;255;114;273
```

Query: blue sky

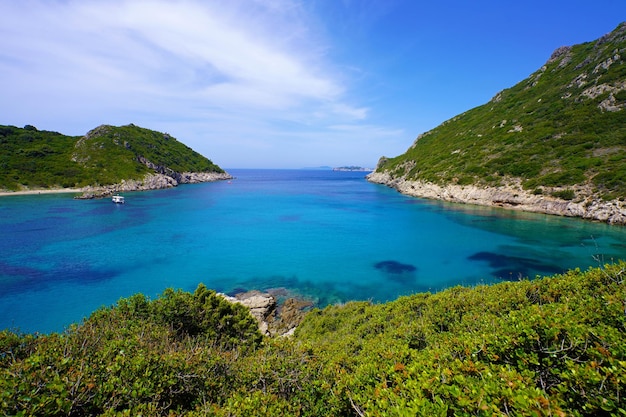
1;1;624;169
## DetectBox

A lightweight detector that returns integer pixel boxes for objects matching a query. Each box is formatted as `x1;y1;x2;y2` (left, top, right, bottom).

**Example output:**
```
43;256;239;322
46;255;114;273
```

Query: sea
2;169;625;334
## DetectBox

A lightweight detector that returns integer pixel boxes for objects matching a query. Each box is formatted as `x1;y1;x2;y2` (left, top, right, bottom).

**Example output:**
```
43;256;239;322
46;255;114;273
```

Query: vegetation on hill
2;262;625;416
375;23;626;202
0;124;224;191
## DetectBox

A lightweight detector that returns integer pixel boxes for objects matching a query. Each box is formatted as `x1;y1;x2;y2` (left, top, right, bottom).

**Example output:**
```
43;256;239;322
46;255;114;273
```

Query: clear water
1;169;625;334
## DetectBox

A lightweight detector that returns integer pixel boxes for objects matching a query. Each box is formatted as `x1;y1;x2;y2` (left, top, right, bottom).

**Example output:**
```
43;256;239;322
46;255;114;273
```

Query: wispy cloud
0;0;410;167
3;1;341;107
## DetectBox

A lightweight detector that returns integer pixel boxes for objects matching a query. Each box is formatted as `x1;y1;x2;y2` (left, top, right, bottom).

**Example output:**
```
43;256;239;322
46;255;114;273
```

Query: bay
1;169;625;334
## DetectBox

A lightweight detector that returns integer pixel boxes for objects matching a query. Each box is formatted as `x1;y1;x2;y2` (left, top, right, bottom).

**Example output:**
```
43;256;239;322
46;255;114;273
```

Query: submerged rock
374;260;417;274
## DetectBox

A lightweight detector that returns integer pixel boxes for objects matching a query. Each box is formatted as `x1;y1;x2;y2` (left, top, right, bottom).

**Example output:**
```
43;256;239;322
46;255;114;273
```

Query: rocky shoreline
75;171;233;199
366;171;626;225
0;171;233;198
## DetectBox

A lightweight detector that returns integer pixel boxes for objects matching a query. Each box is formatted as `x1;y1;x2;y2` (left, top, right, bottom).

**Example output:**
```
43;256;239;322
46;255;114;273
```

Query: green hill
370;23;626;222
0;123;226;191
2;262;625;415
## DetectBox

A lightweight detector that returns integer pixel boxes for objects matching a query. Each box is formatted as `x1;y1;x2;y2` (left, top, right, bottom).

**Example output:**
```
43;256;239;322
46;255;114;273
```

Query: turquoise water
1;169;625;333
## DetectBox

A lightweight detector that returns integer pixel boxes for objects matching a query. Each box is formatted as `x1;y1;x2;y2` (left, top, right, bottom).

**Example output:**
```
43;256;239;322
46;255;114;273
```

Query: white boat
112;195;125;204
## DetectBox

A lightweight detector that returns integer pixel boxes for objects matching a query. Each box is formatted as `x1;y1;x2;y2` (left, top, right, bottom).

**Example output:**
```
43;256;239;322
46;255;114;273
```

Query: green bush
551;189;576;200
295;262;626;416
2;263;626;415
0;285;262;416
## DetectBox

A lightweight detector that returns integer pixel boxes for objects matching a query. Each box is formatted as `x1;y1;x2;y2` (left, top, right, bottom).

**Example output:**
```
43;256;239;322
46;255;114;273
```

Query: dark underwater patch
374;260;417;274
374;260;418;285
55;261;119;284
0;260;119;296
468;251;564;281
227;287;249;297
0;261;43;278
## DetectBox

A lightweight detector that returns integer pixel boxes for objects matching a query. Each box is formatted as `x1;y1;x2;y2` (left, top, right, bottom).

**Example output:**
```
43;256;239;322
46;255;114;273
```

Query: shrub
551;189;576;200
2;263;626;416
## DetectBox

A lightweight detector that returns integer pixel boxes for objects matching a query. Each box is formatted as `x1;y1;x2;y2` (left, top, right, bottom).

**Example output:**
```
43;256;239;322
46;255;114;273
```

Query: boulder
220;291;276;336
219;290;313;337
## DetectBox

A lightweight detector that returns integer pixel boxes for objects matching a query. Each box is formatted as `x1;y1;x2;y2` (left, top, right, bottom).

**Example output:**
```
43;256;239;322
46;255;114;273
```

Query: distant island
301;166;333;170
333;166;374;172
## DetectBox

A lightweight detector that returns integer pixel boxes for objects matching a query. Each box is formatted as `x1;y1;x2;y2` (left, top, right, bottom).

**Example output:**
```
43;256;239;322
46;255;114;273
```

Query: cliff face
369;23;626;224
77;171;233;199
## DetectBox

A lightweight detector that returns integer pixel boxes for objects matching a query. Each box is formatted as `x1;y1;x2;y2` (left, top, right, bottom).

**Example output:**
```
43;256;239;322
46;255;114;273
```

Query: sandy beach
0;188;84;197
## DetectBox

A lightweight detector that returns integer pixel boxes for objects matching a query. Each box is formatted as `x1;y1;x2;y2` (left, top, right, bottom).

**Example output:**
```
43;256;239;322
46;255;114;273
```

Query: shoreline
0;188;85;197
366;171;626;225
0;172;234;199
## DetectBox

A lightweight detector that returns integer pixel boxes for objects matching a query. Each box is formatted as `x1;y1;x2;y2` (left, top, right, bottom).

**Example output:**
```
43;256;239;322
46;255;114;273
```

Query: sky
1;1;624;169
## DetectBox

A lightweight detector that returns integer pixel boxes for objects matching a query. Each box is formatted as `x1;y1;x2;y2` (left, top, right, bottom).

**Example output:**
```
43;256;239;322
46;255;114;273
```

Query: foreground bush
1;262;625;416
0;285;262;416
296;261;626;416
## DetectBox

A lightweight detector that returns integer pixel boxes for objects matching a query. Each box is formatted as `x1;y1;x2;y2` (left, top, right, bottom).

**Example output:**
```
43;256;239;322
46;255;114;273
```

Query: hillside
368;23;626;224
0;123;229;194
2;262;625;415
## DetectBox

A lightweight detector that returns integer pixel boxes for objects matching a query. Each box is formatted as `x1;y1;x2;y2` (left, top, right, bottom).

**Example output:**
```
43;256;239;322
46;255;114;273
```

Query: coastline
366;171;626;225
75;172;234;199
0;172;233;199
0;188;85;197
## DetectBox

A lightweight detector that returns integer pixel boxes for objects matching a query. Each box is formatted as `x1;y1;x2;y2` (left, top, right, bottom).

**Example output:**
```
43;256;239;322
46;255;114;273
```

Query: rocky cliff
76;171;233;199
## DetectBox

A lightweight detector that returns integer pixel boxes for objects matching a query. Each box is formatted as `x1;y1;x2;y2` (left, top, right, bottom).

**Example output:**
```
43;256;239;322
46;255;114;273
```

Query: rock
75;171;233;199
366;171;626;225
219;290;313;337
268;297;313;337
220;291;277;336
281;327;296;337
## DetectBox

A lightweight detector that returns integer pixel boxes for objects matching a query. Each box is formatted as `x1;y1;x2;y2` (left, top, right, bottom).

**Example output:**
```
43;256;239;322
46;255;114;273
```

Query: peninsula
368;22;626;225
0;123;231;198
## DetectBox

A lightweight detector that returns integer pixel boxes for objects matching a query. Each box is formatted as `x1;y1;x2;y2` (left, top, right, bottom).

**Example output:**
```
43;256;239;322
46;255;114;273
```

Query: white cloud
0;0;407;167
2;1;350;115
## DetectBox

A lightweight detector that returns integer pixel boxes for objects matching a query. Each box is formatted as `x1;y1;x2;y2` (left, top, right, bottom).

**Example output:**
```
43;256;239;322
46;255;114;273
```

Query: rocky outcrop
227;291;277;336
135;156;233;184
220;290;312;337
267;297;313;337
75;171;232;199
366;171;626;225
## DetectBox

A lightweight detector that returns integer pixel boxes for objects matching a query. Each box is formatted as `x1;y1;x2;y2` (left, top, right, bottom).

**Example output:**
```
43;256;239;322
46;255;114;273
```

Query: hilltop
368;23;626;224
0;123;231;196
